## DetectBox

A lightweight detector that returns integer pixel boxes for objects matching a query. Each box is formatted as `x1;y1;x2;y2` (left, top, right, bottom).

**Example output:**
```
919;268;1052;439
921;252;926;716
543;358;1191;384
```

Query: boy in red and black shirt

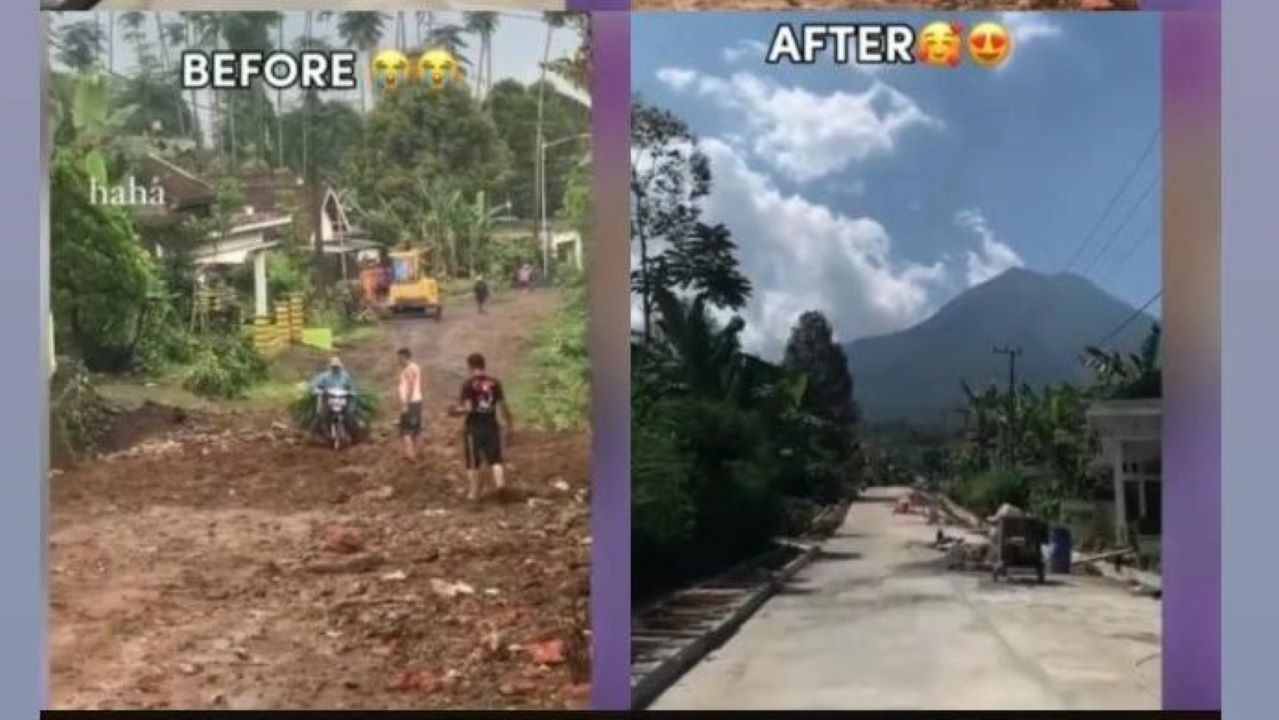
450;353;513;501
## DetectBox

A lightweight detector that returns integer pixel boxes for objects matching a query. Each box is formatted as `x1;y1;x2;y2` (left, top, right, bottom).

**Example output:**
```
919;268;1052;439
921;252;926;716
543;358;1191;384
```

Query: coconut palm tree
545;14;589;96
463;12;499;100
394;12;407;51
180;12;220;151
337;12;388;115
534;13;569;274
118;13;153;69
55;20;103;73
425;23;470;63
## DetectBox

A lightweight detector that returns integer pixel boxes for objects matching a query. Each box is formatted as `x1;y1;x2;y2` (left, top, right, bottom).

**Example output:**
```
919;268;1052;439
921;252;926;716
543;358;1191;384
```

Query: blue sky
633;12;1161;357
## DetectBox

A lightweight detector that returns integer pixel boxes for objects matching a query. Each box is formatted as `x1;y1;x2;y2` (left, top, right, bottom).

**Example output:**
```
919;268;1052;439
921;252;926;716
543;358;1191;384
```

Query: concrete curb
631;541;820;710
1071;549;1163;593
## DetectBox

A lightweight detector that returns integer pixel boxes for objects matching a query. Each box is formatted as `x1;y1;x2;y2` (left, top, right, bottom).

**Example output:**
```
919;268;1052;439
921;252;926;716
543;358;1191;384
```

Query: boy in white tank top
396;347;423;460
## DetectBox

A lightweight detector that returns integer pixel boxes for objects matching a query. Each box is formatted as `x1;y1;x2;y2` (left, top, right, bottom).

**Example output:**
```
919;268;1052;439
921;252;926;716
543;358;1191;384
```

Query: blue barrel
1049;527;1073;574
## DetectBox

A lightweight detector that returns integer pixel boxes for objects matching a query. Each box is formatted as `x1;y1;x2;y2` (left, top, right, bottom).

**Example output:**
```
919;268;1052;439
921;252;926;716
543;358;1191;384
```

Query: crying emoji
371;49;410;92
415;49;464;91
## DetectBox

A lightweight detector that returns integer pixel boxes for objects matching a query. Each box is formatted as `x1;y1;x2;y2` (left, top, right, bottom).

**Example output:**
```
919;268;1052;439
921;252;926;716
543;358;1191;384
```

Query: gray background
6;1;1266;717
5;3;45;717
1222;1;1274;718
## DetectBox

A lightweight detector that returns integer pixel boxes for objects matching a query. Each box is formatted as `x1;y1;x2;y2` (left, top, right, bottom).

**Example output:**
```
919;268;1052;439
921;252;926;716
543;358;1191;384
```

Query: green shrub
50;356;111;453
182;335;268;399
514;288;589;431
632;424;696;558
133;296;196;372
954;467;1028;518
659;397;780;557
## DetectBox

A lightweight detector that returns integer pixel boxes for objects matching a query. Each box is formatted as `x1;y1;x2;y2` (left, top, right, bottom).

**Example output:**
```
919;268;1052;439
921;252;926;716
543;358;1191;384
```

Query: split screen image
45;6;1164;712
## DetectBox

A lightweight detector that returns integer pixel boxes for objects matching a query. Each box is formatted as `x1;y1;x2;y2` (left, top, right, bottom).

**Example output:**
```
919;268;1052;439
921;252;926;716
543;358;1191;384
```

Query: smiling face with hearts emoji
916;21;963;68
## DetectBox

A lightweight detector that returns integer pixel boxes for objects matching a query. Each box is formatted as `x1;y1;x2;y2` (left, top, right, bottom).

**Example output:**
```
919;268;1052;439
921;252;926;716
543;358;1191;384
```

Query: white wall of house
192;231;270;265
552;231;582;270
1086;400;1162;547
319;199;335;243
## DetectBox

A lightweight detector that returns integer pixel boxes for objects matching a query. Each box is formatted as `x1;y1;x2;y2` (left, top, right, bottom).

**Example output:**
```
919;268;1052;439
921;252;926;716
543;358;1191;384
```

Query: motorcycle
319;388;354;450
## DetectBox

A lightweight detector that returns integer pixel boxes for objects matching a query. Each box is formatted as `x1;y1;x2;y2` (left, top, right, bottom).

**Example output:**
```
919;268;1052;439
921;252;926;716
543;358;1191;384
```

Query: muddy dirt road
653;487;1159;710
49;290;590;710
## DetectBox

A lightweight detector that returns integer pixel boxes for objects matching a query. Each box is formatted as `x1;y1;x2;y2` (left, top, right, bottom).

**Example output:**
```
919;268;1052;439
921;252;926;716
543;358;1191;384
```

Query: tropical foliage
631;103;862;599
940;323;1161;520
49;12;589;442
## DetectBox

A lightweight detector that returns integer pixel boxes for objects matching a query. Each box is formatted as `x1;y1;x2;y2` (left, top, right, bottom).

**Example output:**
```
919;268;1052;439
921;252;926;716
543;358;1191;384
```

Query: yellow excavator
387;247;443;320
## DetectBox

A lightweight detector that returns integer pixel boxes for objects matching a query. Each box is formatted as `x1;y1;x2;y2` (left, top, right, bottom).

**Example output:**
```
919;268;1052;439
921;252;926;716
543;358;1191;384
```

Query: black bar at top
40;0;104;10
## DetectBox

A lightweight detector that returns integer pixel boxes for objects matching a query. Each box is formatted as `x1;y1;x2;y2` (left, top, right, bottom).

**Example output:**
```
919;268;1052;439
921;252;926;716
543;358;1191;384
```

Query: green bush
133;295;196;372
660;398;779;558
953;468;1028;518
50;356;111;453
515;287;589;431
632;424;696;558
632;396;784;597
50;151;160;371
182;335;268;399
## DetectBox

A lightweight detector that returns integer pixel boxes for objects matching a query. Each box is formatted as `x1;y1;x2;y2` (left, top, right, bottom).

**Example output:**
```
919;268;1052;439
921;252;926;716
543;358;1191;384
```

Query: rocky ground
48;291;591;710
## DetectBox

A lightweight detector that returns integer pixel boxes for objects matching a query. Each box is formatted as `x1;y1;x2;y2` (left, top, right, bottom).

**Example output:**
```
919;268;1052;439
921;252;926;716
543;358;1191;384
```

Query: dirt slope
48;290;591;710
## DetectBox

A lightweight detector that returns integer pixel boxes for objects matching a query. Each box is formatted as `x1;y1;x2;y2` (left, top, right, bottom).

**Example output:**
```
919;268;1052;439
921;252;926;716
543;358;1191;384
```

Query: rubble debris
321;526;365;554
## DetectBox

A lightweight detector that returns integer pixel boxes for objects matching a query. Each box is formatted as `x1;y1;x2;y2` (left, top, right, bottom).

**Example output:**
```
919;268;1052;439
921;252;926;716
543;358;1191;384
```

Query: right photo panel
630;12;1162;711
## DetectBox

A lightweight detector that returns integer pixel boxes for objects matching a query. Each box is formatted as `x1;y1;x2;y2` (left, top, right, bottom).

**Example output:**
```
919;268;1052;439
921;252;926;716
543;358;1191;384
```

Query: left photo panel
43;10;592;710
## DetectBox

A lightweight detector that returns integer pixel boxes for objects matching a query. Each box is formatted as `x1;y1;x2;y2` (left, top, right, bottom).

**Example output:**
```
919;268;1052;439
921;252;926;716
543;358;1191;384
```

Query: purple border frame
588;9;631;712
607;3;1222;712
17;1;1226;715
1147;0;1221;711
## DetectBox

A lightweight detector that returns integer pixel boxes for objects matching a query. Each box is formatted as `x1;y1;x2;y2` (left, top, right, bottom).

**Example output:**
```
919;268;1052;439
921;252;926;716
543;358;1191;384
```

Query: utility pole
993;345;1022;467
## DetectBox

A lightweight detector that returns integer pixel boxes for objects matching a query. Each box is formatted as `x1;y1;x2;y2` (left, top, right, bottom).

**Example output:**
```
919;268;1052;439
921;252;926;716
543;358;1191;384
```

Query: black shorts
464;424;502;469
399;402;423;437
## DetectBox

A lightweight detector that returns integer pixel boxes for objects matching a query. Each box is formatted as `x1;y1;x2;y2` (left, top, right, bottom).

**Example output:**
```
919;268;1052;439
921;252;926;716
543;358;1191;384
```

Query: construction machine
387;247;443;319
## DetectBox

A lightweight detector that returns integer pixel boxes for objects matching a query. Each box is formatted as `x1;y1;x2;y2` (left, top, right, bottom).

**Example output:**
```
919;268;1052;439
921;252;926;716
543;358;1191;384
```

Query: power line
1078;173;1160;278
1098;218;1159;284
1063;129;1161;273
1093;290;1161;348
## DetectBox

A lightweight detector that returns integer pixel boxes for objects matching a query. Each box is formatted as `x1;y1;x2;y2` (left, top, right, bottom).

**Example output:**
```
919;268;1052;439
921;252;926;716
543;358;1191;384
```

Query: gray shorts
399;402;423;437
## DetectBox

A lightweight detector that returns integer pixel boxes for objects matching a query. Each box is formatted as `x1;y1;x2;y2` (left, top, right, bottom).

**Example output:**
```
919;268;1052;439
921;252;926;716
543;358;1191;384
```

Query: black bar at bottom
42;711;1221;719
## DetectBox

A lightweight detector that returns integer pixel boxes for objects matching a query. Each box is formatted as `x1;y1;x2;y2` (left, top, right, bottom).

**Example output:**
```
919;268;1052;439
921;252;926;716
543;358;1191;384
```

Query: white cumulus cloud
994;12;1063;72
654;67;698;92
722;39;769;65
998;12;1063;45
655;67;941;184
956;208;1024;286
697;138;947;357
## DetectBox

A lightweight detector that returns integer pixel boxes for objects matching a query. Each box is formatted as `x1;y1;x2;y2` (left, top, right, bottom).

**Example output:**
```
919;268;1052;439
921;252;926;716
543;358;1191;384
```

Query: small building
1085;398;1162;552
239;170;377;276
551;229;583;270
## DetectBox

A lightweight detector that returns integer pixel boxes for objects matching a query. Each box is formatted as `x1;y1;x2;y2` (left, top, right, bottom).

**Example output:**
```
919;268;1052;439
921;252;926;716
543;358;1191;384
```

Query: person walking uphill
449;353;513;501
474;275;490;314
397;348;424;461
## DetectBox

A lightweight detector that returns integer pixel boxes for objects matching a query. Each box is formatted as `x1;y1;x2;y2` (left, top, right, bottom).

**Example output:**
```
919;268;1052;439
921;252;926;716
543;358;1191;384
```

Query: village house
133;154;374;316
1085;398;1162;557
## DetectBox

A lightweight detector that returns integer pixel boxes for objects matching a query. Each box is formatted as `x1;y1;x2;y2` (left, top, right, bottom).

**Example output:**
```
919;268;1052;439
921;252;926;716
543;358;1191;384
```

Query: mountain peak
845;269;1156;427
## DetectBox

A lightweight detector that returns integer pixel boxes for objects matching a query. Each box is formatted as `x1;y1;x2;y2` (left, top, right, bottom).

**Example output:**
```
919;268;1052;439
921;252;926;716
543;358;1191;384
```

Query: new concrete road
652;487;1161;711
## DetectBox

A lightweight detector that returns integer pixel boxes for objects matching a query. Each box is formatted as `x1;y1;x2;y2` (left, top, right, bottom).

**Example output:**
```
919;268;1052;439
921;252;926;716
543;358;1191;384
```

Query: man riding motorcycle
311;356;355;434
